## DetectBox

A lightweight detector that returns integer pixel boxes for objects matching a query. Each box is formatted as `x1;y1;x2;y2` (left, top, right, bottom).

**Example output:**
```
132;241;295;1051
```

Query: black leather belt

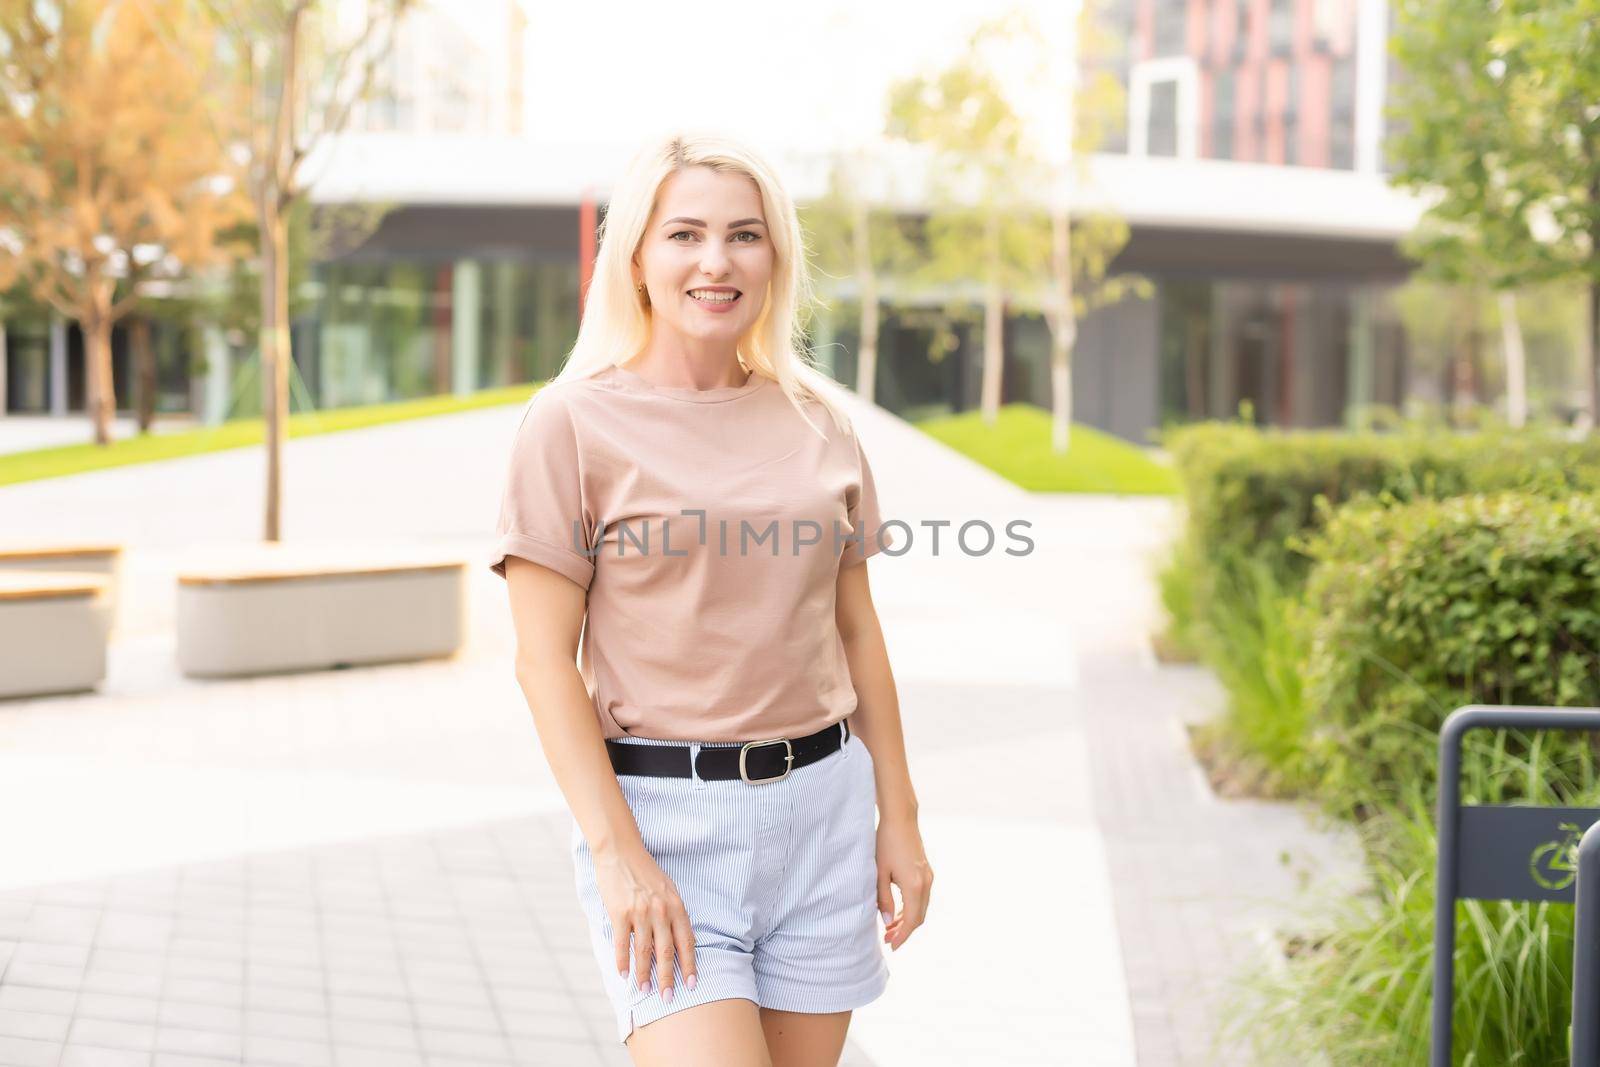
606;719;851;785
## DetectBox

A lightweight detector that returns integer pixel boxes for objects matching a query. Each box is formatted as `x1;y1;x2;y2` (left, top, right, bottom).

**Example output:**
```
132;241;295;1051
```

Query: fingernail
881;910;892;926
639;979;650;994
662;986;674;1004
687;974;698;991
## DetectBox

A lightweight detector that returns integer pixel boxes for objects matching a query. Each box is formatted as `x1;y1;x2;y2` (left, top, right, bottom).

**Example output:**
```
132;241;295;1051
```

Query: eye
733;231;762;243
668;230;697;242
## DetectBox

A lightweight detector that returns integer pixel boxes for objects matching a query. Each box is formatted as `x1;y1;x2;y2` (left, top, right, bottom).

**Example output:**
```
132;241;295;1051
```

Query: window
1329;55;1356;169
1284;66;1299;165
1148;80;1180;156
1153;0;1187;56
1267;0;1293;55
1211;69;1236;160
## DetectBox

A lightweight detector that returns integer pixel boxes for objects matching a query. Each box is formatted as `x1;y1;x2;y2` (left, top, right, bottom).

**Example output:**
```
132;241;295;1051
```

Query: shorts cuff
753;960;890;1016
620;978;760;1045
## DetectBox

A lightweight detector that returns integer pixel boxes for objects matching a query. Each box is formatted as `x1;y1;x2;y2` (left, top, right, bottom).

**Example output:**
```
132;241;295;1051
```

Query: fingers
672;907;699;995
885;864;934;951
651;905;676;1003
616;898;697;1004
877;869;895;929
632;921;654;995
613;919;631;982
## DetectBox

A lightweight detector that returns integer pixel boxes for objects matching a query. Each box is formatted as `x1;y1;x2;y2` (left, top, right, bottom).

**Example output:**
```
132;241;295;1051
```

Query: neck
627;334;749;389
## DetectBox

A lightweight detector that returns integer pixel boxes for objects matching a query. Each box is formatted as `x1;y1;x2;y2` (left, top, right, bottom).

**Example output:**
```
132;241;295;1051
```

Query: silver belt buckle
739;737;794;784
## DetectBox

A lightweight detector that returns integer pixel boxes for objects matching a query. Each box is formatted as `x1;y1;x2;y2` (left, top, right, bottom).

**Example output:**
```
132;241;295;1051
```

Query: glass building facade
5;190;1586;444
1;205;583;422
300;259;577;410
1155;277;1406;428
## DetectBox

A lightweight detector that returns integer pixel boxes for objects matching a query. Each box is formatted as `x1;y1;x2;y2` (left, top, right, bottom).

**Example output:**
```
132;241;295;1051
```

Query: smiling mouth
687;290;741;305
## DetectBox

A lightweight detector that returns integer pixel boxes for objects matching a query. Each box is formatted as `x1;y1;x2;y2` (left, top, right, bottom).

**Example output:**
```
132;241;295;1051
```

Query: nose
697;241;732;279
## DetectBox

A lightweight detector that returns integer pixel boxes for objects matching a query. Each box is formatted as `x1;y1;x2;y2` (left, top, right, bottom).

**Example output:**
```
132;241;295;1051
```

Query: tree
1388;0;1600;429
885;5;1137;449
886;27;1035;427
202;0;415;541
0;0;248;444
799;148;920;404
1026;0;1146;452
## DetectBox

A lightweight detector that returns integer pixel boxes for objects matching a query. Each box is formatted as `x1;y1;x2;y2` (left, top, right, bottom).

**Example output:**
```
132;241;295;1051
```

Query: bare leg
760;1008;853;1067
625;997;773;1067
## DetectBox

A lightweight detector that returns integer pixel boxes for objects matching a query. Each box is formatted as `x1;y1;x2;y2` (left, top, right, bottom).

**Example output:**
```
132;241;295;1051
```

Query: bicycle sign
1530;821;1584;892
1451;804;1599;903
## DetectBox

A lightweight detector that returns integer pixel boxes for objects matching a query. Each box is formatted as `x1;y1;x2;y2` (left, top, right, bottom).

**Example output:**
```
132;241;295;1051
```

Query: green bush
1159;420;1600;788
1186;547;1319;794
1164;422;1600;595
1162;424;1600;1062
1298;492;1600;810
1155;532;1203;658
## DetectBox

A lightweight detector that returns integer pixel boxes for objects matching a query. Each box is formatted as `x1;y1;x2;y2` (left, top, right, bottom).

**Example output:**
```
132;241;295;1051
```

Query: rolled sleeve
489;389;597;590
841;430;894;569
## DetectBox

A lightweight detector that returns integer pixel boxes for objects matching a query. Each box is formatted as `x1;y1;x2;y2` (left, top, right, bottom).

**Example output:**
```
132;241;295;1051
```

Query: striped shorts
569;721;891;1045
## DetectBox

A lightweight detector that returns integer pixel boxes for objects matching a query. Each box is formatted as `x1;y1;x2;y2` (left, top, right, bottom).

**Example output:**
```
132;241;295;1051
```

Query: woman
489;133;932;1067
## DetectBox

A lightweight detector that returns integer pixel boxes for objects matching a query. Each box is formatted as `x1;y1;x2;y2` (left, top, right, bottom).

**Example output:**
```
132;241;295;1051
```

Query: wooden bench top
0;571;111;602
0;544;122;562
177;545;468;587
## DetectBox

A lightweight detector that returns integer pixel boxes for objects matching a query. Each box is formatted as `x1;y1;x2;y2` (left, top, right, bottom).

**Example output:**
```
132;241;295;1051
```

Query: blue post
1572;823;1600;1067
1432;709;1470;1067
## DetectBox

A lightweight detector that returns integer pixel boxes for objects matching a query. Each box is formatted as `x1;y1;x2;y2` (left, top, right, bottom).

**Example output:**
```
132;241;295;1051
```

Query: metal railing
1431;705;1600;1067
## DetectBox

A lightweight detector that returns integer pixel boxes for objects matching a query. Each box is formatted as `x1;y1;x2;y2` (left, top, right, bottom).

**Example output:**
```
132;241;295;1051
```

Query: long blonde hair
551;132;853;440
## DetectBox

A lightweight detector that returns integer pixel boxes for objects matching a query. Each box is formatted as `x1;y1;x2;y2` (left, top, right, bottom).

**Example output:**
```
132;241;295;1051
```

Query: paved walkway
0;384;1361;1066
0;416;199;457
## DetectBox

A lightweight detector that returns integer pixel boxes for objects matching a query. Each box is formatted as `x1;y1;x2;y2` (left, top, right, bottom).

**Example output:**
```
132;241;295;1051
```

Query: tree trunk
1498;290;1527;429
133;318;157;433
1049;207;1075;453
260;197;291;542
1452;312;1479;425
852;195;879;405
85;311;115;447
980;213;1003;425
257;4;307;541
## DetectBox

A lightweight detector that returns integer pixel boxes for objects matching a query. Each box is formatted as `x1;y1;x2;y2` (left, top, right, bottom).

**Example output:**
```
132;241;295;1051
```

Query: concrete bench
175;545;468;678
0;571;113;699
0;544;123;623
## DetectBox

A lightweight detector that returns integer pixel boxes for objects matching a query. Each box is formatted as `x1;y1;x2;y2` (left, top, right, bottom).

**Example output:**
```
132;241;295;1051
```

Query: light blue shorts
569;722;891;1045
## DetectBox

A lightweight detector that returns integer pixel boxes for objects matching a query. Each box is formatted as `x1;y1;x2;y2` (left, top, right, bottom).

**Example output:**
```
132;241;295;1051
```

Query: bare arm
504;556;698;998
836;561;918;822
836;559;932;950
506;555;644;858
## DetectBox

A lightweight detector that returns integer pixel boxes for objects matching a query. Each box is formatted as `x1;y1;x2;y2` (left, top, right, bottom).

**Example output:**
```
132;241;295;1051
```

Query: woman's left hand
875;815;933;950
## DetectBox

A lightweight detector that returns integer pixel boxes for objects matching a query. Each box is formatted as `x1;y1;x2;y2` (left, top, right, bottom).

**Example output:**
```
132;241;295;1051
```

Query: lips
687;289;741;307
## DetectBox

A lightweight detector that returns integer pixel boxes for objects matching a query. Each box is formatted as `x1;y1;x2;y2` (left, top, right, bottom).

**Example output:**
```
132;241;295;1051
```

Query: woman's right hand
592;842;698;1003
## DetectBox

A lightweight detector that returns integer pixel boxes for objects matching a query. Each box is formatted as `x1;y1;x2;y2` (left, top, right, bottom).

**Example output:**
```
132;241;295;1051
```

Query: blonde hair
550;132;852;440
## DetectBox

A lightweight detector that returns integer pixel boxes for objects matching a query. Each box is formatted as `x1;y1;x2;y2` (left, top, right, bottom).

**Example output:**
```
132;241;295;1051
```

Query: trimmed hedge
1165;423;1600;591
1299;491;1600;805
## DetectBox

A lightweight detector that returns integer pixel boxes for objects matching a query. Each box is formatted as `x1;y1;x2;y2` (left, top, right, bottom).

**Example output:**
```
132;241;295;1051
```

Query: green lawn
0;384;538;488
913;402;1178;494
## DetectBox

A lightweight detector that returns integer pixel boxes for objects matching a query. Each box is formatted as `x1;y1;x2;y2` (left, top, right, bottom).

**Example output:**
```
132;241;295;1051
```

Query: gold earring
635;281;644;293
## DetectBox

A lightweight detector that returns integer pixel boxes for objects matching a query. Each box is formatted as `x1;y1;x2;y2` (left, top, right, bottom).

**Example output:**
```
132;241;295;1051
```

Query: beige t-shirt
489;364;894;742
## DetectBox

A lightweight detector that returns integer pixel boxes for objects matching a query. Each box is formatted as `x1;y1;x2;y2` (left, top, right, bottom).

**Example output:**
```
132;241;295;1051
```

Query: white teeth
689;290;738;303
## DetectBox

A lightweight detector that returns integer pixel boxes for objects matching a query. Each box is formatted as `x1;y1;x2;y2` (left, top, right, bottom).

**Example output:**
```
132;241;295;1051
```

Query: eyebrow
661;217;767;229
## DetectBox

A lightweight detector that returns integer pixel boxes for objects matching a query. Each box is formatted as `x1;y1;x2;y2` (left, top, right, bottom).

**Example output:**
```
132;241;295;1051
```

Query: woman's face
633;166;774;348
